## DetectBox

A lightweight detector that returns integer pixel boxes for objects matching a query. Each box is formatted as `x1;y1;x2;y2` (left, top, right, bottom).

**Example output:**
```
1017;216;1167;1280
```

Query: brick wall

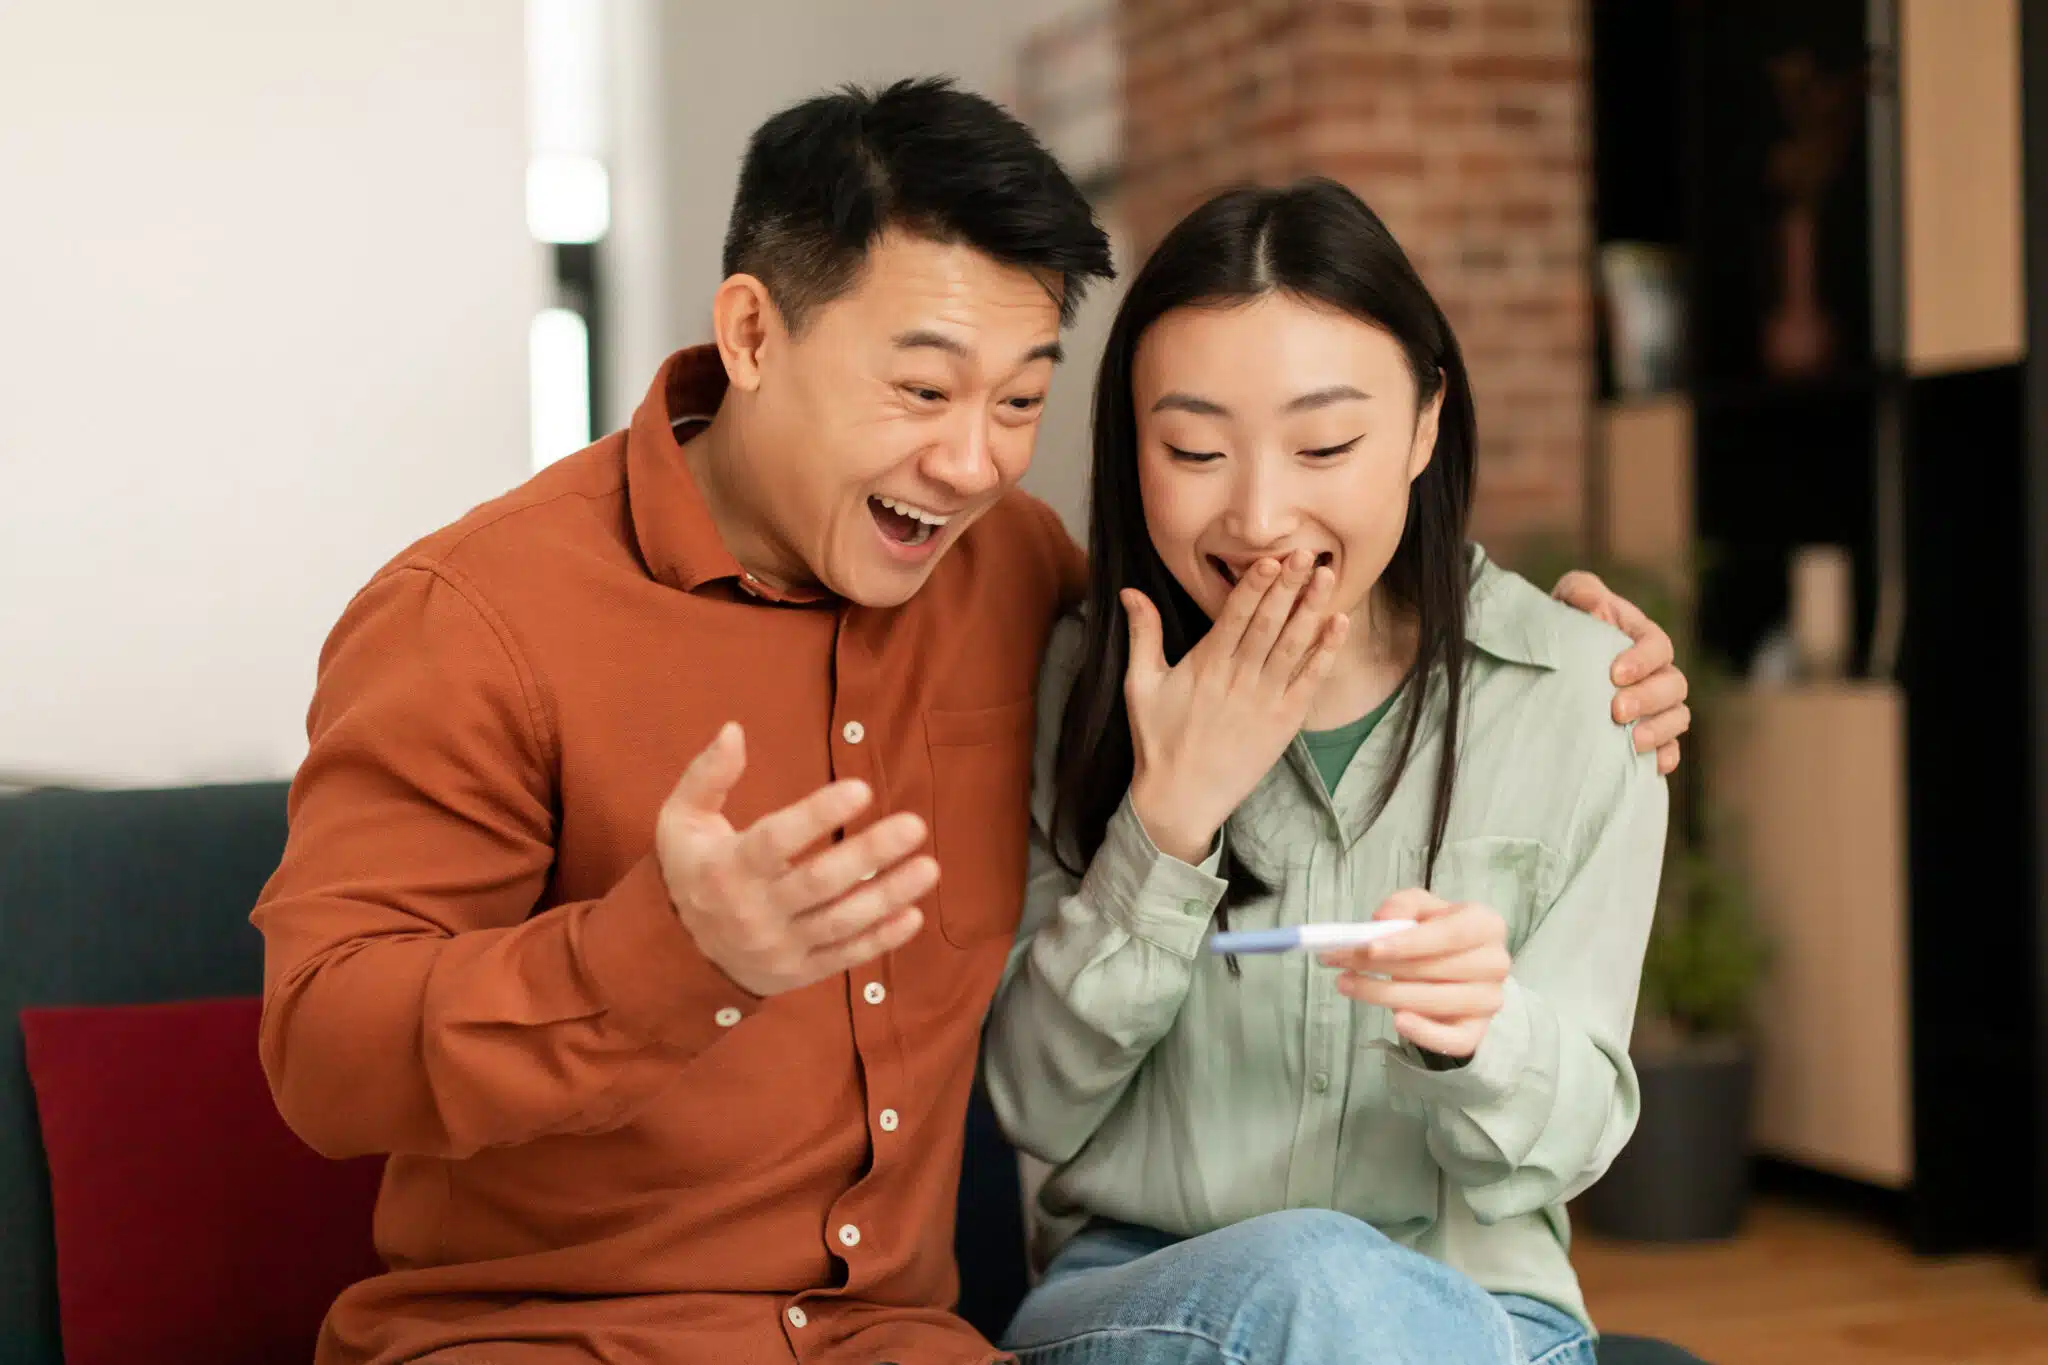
1115;0;1593;547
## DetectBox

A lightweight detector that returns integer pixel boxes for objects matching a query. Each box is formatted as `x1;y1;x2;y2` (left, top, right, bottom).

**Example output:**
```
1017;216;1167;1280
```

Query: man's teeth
875;495;950;527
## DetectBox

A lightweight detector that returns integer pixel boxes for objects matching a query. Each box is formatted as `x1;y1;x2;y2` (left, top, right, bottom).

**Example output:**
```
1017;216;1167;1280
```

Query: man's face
739;230;1064;608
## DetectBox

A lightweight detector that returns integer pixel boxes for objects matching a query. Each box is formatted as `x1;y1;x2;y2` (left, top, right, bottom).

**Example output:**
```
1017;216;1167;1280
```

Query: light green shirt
983;550;1669;1327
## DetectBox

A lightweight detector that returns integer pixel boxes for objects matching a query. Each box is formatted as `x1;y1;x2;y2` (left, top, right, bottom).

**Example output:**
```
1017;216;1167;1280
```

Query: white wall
0;2;538;787
638;0;1124;538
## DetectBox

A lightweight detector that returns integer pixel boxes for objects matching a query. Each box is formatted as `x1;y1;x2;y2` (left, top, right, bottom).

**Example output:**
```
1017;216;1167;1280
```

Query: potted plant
1507;540;1769;1241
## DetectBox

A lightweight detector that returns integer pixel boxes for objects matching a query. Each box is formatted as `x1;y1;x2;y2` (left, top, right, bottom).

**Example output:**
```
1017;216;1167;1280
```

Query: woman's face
1131;292;1442;628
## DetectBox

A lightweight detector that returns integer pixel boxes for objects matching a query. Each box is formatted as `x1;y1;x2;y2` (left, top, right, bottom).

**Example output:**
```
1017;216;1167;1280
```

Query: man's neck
681;408;815;596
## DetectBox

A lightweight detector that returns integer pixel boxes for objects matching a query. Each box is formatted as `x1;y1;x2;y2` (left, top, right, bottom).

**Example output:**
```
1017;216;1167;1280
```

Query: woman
984;178;1668;1365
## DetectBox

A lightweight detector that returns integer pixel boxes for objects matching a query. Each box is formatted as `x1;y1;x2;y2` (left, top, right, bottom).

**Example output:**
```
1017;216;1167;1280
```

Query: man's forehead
846;232;1064;351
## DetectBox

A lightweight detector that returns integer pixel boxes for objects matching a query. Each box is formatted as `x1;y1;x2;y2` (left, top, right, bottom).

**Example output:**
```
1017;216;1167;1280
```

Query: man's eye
1164;444;1222;464
904;385;946;404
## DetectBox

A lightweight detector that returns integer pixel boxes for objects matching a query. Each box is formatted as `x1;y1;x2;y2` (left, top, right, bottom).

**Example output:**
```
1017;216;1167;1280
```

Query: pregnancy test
1207;919;1418;955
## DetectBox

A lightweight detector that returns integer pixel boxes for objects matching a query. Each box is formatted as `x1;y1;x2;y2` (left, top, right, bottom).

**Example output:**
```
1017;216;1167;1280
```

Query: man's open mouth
869;495;951;548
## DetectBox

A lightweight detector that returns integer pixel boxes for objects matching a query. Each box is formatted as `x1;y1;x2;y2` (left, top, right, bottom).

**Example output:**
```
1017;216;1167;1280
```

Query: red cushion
21;996;384;1365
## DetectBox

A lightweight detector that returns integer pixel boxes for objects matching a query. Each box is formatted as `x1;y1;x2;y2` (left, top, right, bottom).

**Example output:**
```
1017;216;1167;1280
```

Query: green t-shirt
1301;690;1401;794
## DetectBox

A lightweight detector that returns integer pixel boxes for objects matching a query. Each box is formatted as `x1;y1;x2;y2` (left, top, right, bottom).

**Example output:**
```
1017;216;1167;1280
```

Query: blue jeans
1001;1212;1596;1365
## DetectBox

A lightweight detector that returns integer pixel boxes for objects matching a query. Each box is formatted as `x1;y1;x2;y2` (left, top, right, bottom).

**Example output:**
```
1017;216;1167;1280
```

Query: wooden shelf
1707;683;1912;1188
1596;395;1692;580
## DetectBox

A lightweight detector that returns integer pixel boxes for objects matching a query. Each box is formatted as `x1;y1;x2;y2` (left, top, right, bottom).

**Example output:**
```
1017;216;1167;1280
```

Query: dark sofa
0;783;1701;1364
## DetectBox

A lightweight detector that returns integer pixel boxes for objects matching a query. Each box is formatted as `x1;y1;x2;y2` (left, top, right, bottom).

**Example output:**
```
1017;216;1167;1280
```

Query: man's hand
1320;888;1511;1059
655;723;936;997
1551;570;1692;775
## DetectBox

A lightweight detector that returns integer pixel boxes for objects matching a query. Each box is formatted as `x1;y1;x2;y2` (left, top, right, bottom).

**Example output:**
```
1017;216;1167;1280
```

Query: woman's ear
711;274;783;394
1407;372;1446;481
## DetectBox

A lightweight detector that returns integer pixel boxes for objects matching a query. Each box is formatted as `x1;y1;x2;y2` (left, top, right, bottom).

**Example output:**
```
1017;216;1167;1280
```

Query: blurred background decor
1598;242;1688;399
1587;0;2038;1279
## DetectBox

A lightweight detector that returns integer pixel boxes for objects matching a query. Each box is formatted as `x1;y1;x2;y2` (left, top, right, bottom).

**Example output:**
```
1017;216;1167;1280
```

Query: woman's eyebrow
1282;384;1370;413
1150;391;1229;416
1149;384;1371;416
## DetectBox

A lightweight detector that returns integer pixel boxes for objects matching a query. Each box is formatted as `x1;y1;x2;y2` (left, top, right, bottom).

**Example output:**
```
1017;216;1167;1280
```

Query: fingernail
1615;698;1638;722
1614;663;1637;685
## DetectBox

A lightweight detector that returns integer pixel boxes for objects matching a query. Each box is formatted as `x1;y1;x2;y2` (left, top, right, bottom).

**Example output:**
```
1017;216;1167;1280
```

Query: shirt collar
625;346;826;604
1462;544;1560;670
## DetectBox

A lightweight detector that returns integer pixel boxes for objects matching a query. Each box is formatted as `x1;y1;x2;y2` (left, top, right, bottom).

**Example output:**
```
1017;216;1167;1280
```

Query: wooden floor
1573;1201;2048;1363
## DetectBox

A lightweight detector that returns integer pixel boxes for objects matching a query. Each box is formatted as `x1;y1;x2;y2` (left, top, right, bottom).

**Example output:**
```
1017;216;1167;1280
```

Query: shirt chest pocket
1416;835;1559;954
922;699;1035;948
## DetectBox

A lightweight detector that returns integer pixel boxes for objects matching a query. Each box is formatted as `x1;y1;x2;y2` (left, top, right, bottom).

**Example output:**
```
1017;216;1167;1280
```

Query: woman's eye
1164;443;1223;464
1005;394;1045;413
1303;435;1364;459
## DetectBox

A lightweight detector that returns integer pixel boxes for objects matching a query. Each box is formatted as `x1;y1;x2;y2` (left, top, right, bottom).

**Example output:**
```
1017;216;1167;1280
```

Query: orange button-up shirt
253;347;1083;1365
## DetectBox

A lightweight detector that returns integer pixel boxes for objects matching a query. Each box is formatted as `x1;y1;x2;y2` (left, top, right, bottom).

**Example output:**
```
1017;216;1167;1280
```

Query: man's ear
1408;373;1446;481
711;274;783;393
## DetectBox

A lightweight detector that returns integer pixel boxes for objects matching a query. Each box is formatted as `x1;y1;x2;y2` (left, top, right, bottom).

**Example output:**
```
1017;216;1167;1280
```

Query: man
255;78;1692;1365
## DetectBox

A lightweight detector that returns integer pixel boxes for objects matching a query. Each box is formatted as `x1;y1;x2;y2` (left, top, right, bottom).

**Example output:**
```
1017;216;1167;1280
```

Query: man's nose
921;412;1002;500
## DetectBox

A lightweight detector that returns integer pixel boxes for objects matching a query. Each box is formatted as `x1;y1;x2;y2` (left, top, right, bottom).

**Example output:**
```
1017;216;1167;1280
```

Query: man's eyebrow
891;331;1065;367
891;329;969;358
1283;384;1370;413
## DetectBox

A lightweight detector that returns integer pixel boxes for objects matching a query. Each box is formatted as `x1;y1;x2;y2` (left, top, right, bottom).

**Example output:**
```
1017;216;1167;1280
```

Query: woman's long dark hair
1049;177;1478;921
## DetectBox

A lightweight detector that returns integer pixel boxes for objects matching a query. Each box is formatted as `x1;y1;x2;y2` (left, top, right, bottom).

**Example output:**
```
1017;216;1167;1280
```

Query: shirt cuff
575;853;763;1049
1382;975;1540;1107
1078;794;1229;959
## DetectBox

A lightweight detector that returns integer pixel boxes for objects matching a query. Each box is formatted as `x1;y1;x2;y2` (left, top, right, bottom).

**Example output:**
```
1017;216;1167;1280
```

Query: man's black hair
722;76;1114;329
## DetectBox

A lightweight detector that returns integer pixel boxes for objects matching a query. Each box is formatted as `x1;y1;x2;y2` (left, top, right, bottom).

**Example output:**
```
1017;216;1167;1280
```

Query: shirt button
842;720;866;744
1311;1070;1331;1093
786;1305;808;1329
863;981;886;1005
714;1006;743;1028
838;1223;861;1248
879;1107;900;1132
